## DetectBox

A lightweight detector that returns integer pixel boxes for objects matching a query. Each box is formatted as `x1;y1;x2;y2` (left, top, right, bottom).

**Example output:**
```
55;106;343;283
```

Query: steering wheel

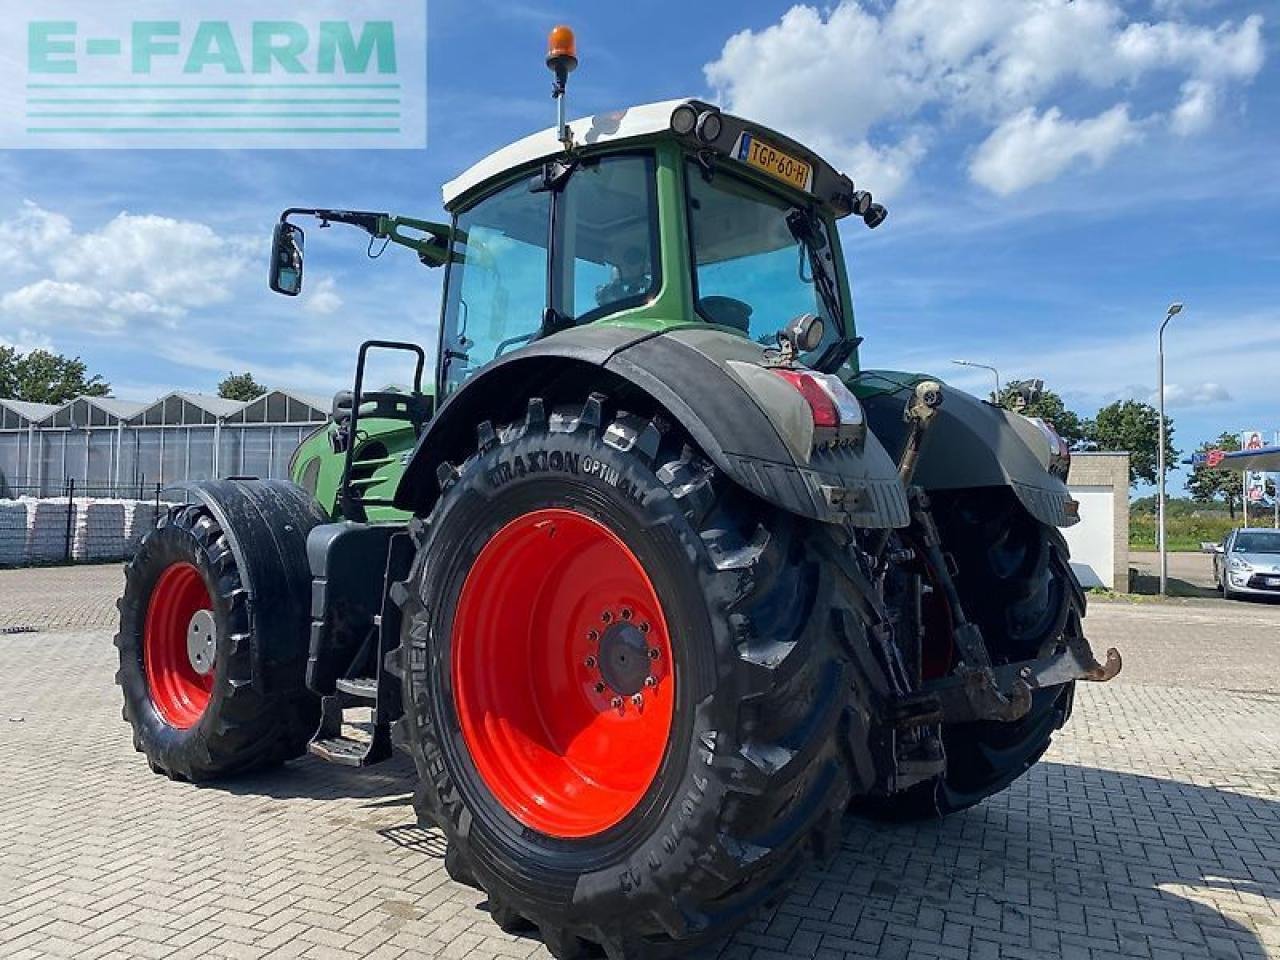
699;296;753;333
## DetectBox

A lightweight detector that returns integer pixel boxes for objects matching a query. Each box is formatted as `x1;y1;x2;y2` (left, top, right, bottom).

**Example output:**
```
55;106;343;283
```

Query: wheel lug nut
644;676;656;688
639;622;650;634
648;647;660;660
621;608;633;620
584;656;597;669
601;611;613;624
587;629;599;642
595;682;606;694
631;694;644;707
611;696;623;709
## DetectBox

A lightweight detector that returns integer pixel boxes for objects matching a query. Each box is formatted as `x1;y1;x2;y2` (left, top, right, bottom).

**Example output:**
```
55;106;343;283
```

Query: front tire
396;395;864;957
116;504;319;781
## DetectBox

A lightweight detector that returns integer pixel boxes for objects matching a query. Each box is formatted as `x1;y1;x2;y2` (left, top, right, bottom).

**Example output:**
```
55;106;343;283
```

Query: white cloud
0;203;252;331
908;310;1273;423
0;327;54;354
304;275;343;316
1158;382;1233;408
1170;79;1216;136
0;202;72;271
703;2;1265;196
969;105;1140;195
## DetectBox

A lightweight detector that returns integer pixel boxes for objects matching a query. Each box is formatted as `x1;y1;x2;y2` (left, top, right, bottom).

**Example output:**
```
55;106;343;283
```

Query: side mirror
269;221;305;296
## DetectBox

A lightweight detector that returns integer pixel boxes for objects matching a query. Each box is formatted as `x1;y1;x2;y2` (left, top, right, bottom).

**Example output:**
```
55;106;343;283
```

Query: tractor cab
433;96;885;399
269;73;888;412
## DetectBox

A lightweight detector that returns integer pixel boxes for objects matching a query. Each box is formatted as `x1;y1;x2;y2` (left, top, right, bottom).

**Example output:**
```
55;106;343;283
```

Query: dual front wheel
116;495;320;782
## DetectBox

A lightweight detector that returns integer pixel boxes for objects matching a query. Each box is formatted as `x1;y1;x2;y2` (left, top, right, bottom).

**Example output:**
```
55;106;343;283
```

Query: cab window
441;153;659;395
556;153;660;324
686;161;841;361
441;178;549;392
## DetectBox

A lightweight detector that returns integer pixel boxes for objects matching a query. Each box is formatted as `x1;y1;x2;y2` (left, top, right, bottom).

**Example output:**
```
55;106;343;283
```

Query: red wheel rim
143;562;215;729
452;508;676;839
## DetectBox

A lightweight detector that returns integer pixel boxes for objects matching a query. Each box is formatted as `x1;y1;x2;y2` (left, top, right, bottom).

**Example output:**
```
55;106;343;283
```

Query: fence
0;480;167;567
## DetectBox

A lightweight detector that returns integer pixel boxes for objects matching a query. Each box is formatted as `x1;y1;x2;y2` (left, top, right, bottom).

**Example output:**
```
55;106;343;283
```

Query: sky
0;0;1275;497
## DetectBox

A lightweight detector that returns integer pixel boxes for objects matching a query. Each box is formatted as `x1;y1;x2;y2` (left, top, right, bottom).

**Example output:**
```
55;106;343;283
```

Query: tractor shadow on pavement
491;762;1275;959
213;753;1279;958
709;762;1279;959
220;750;419;805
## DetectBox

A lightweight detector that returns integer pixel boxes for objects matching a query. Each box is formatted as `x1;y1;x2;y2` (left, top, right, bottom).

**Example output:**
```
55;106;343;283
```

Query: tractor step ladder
305;519;414;769
308;670;394;767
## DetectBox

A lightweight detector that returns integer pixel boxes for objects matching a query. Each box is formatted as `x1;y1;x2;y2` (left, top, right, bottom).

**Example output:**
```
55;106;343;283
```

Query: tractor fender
854;372;1079;528
395;325;909;528
162;478;327;693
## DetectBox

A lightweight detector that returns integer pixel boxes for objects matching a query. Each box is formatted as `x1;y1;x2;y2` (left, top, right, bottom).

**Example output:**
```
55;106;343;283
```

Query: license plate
736;133;812;192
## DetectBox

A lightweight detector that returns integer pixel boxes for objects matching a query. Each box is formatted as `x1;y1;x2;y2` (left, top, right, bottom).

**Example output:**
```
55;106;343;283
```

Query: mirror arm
281;207;386;235
278;208;451;268
375;215;453;268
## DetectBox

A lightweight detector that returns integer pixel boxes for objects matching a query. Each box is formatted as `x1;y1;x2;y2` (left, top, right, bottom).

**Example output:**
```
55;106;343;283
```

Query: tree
994;384;1086;444
1089;399;1175;487
0;346;110;404
1185;432;1243;518
218;371;266;402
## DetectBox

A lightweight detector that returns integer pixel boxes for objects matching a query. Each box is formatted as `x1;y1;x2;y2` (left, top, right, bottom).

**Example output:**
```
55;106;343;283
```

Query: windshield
1234;531;1280;554
686;161;844;362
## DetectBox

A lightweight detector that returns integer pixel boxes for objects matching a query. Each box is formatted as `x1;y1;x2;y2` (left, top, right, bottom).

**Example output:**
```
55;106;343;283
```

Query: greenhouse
0;389;330;497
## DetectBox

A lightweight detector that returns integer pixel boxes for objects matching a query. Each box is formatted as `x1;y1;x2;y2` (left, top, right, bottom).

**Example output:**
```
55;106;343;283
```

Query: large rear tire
116;503;319;781
878;490;1081;819
395;395;867;958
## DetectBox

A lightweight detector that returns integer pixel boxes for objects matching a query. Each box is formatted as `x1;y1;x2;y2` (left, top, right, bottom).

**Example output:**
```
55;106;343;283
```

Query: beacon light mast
547;24;578;149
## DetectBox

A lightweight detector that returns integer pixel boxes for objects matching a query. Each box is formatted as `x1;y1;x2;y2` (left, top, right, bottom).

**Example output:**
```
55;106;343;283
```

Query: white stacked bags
24;497;72;563
0;500;28;566
73;500;128;562
123;501;162;555
0;496;164;566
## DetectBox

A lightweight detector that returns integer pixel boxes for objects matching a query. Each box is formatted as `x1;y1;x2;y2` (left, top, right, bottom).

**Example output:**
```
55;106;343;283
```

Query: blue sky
0;0;1275;496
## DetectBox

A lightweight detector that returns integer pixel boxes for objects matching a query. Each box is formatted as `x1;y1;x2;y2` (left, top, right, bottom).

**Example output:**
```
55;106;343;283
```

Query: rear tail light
772;369;865;446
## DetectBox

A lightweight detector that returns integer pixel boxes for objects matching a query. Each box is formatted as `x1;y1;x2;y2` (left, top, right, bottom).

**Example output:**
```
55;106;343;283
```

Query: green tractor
116;27;1120;959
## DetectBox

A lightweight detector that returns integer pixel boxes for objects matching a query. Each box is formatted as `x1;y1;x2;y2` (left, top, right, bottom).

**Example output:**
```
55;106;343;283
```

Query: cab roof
441;98;859;218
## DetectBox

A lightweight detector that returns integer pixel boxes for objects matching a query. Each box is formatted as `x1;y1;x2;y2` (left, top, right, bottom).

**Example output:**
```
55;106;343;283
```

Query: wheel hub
186;609;217;676
596;620;650;696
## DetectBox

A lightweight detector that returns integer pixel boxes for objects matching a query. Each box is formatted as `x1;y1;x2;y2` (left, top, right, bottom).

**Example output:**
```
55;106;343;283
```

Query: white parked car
1211;528;1280;600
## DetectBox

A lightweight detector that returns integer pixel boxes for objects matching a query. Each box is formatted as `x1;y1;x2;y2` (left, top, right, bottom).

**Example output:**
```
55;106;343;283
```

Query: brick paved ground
1;579;1278;958
0;563;123;631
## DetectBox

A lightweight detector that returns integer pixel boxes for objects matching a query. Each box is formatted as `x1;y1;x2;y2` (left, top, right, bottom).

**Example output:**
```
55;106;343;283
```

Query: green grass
1129;512;1238;552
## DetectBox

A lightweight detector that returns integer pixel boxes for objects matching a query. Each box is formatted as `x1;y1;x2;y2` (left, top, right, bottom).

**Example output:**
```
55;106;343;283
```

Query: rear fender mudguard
395;326;909;528
162;479;326;693
854;372;1078;528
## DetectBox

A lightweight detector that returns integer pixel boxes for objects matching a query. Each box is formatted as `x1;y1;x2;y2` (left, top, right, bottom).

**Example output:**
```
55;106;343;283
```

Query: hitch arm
924;636;1122;724
280;208;452;267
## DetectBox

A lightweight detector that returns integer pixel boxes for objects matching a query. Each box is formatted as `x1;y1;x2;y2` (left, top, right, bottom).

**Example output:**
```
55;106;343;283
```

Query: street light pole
1157;302;1183;597
950;359;1001;400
